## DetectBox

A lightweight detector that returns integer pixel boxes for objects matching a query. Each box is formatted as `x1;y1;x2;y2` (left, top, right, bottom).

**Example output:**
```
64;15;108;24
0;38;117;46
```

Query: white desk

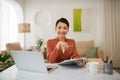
0;64;120;80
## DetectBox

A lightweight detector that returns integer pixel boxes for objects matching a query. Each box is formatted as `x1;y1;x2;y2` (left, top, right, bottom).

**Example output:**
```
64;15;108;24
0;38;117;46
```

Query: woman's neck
58;37;66;41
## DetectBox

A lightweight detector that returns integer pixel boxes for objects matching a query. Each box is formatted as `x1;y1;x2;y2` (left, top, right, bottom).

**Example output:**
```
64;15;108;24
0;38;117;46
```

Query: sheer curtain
103;0;120;68
0;0;18;51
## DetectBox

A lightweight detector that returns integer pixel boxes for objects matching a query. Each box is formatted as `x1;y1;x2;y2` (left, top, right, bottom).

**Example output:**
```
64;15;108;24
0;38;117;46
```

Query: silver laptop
10;51;57;73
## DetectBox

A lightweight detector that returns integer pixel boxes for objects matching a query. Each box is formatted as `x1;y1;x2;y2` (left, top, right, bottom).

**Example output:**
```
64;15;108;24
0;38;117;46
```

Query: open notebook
10;51;57;73
58;57;87;65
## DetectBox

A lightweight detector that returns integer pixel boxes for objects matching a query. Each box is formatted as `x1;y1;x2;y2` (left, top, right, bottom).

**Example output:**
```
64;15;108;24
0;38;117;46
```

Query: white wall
16;0;103;49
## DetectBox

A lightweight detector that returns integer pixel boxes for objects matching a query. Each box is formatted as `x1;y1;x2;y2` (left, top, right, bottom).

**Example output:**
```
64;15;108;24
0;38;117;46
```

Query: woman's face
55;22;69;38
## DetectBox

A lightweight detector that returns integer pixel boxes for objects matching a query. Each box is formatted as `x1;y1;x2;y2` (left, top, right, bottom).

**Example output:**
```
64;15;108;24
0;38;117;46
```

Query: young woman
47;18;85;67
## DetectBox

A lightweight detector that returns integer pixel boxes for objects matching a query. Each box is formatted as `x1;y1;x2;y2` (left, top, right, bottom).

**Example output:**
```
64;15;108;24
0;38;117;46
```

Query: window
0;0;18;50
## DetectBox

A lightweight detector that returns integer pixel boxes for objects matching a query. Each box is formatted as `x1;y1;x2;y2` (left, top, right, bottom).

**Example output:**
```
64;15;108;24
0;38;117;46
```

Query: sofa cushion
76;40;94;56
86;47;98;58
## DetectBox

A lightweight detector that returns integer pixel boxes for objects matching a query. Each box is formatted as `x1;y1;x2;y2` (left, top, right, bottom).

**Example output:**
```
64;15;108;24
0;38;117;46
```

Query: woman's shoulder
47;38;58;42
66;38;75;43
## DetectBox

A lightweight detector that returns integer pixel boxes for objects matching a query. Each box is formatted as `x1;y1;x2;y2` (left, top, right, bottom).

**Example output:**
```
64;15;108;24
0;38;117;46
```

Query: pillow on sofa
86;47;98;58
76;40;94;56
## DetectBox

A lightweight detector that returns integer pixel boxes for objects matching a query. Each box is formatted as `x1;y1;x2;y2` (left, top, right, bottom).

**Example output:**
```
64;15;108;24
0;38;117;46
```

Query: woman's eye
64;27;67;29
58;26;61;29
57;26;68;30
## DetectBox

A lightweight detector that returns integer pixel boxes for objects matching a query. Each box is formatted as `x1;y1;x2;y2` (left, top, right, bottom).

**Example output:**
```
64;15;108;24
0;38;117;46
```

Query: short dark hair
55;18;69;28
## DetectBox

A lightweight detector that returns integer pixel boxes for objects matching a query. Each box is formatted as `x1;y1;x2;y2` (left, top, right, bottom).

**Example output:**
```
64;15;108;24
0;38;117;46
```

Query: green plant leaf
0;54;11;62
36;38;43;48
0;53;15;72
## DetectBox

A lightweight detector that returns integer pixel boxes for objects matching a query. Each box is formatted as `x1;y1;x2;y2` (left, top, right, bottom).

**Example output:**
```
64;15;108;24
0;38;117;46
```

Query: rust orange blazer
47;37;80;63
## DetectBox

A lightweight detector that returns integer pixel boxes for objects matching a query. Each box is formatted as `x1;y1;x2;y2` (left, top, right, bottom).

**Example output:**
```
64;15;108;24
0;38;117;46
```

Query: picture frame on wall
73;8;92;33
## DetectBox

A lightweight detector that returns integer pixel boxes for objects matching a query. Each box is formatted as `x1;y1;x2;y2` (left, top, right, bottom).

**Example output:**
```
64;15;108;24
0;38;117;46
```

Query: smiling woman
46;18;86;67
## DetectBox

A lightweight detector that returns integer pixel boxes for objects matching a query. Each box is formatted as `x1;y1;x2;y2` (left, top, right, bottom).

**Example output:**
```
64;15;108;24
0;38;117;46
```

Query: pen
102;57;105;62
106;56;108;63
108;54;113;63
102;56;109;63
109;60;112;64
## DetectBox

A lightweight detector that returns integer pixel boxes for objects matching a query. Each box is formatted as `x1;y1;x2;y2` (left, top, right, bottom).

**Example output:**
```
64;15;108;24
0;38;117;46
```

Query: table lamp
18;23;31;50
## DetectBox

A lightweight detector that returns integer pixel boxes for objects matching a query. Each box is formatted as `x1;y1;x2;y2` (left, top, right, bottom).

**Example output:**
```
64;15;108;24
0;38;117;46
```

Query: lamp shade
18;23;31;33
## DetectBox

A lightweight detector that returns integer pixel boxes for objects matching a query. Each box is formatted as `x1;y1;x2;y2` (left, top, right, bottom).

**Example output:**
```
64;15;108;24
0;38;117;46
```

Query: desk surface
0;64;120;80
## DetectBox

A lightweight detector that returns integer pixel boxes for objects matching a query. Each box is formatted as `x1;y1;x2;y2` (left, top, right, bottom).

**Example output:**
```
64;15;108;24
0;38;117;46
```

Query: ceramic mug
86;62;99;74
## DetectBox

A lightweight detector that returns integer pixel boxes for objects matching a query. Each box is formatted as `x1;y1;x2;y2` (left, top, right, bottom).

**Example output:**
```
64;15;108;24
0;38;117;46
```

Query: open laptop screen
10;51;57;73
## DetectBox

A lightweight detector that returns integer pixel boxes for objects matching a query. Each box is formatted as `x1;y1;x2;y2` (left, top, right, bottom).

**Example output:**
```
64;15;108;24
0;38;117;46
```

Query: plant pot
36;47;41;52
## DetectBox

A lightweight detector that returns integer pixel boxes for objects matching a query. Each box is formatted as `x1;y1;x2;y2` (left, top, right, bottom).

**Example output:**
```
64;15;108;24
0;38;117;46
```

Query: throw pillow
86;47;98;58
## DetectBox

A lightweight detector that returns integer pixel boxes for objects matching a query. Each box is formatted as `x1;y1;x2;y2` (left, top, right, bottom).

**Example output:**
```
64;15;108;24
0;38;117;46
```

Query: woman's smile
56;22;69;38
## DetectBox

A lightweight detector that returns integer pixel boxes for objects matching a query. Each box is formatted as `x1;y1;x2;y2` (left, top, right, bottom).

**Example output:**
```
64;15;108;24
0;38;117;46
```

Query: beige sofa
76;40;104;58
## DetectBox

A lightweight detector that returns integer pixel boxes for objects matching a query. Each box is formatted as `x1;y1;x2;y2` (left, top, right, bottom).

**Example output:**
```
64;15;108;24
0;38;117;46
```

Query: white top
0;64;120;80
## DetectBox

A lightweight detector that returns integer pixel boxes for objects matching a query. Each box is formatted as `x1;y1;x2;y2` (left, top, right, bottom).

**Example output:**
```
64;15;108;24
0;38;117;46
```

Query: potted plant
0;53;15;72
36;38;43;52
